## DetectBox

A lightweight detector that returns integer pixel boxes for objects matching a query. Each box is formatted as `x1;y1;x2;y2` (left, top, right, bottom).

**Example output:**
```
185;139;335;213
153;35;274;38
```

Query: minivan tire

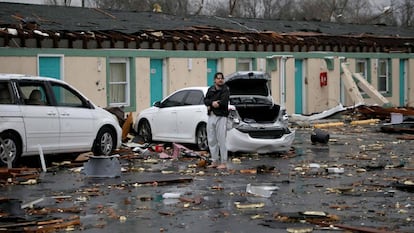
0;132;21;167
93;127;115;156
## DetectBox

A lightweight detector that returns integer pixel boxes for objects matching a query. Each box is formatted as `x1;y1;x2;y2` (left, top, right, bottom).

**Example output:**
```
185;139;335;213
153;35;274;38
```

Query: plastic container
309;163;321;173
390;112;403;124
162;192;181;199
246;184;279;198
327;167;344;174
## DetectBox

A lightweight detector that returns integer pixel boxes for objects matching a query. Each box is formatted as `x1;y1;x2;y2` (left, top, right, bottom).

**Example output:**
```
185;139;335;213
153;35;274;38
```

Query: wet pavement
2;124;414;233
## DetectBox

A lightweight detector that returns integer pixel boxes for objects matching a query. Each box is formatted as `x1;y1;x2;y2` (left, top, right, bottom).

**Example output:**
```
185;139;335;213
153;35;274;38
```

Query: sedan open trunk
225;71;295;153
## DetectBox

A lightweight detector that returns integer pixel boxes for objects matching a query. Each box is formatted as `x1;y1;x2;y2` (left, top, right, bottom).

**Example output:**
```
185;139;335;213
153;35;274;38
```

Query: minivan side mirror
86;100;95;109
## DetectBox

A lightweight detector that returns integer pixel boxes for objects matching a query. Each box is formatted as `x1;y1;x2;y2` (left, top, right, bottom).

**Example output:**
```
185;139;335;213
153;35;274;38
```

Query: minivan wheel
138;120;152;143
0;132;21;167
196;124;208;151
93;127;115;156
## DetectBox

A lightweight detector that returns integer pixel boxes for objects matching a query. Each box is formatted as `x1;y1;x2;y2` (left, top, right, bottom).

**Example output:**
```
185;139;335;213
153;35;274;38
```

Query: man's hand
212;100;220;108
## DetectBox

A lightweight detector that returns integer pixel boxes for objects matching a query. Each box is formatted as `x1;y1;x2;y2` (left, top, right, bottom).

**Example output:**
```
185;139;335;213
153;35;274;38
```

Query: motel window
355;59;369;94
378;59;391;94
109;58;130;107
355;59;368;80
238;59;253;71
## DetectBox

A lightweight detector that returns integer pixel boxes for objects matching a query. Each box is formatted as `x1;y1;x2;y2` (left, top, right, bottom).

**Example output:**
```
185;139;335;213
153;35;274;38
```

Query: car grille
238;128;290;139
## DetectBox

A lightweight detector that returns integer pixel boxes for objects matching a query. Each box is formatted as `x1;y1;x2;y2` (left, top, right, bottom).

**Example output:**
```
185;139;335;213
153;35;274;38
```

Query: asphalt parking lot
1;124;414;233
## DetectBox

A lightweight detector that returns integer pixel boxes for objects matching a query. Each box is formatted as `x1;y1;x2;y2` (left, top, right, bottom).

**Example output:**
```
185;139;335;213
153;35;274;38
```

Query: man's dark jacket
204;85;230;117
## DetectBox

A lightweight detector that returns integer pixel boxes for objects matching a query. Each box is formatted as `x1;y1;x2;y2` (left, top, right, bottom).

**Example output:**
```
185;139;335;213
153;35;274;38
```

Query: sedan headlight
280;109;289;125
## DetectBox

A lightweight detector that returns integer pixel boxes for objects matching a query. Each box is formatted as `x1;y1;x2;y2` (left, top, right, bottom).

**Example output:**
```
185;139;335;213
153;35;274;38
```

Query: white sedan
134;71;295;154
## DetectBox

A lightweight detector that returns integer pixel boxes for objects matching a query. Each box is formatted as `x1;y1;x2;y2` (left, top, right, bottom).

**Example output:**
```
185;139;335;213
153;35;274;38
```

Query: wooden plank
353;72;390;106
340;63;365;106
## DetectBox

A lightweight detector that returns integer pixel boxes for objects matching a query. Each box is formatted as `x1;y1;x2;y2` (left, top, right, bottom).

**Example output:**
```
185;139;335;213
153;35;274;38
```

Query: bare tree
369;0;398;25
396;0;414;27
94;0;203;15
239;0;260;18
94;0;151;11
45;0;72;6
341;0;372;23
88;0;410;27
229;0;239;16
193;0;205;15
294;0;351;22
262;0;297;20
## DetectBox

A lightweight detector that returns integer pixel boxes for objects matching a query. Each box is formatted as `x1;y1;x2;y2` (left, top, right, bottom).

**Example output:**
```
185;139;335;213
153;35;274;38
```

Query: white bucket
390;112;403;124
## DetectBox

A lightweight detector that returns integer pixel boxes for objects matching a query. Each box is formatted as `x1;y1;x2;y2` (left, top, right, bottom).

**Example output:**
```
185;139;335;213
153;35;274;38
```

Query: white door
176;90;206;140
151;106;178;140
151;90;188;140
49;82;95;151
18;82;60;153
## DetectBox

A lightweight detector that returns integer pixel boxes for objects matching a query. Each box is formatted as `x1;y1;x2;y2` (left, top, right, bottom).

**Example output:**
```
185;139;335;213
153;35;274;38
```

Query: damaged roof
0;2;413;52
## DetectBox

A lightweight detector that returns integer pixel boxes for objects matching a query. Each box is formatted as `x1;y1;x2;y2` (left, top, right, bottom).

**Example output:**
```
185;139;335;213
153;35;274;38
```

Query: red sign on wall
320;72;328;86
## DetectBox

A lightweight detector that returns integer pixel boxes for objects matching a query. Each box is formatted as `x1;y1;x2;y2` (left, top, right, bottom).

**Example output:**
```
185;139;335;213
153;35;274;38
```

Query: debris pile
0;111;413;232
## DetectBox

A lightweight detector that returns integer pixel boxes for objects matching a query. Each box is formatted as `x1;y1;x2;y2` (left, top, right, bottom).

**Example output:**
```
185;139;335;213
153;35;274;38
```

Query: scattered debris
235;202;265;209
0;113;413;232
290;103;347;123
380;122;414;134
392;180;414;193
0;167;40;185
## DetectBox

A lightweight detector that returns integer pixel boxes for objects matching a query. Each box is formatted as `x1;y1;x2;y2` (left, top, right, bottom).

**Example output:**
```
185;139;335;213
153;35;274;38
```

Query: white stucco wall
221;58;237;76
269;67;279;104
409;59;414;106
390;58;400;104
0;57;37;75
166;58;207;94
305;58;330;113
327;59;341;108
64;57;107;108
135;57;150;114
285;59;296;114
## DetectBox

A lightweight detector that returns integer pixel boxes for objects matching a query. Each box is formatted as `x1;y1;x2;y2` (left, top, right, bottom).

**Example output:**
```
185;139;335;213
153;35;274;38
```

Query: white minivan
0;74;122;166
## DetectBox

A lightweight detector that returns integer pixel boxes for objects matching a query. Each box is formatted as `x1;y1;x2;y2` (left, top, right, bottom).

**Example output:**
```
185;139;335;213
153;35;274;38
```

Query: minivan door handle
47;111;57;116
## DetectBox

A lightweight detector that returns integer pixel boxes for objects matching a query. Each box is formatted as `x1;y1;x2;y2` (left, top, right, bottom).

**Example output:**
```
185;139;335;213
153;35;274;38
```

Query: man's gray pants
207;114;228;164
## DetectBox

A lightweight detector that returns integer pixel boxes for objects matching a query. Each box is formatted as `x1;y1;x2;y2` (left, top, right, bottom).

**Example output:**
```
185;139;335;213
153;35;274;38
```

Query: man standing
204;72;230;169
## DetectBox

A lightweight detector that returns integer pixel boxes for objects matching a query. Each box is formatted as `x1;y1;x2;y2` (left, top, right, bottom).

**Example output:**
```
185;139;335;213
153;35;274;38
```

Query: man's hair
214;72;224;79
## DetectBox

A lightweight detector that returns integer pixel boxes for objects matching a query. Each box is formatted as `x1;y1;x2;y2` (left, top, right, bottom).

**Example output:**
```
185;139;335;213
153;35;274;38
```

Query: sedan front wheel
138;120;152;143
196;124;208;151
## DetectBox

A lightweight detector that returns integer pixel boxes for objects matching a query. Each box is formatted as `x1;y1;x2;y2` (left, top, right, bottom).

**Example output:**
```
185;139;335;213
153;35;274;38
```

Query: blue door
294;59;303;114
39;56;61;80
150;59;163;105
207;59;217;86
